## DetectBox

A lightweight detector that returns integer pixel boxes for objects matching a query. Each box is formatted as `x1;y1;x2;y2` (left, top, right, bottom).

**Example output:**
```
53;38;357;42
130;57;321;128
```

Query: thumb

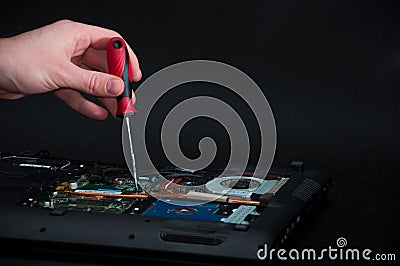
61;63;124;97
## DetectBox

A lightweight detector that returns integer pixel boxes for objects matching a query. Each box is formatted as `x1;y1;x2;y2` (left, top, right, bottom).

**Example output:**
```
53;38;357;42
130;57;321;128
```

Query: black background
0;0;399;265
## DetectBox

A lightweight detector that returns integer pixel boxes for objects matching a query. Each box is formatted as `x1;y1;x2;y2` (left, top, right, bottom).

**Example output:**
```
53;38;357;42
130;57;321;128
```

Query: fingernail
106;79;122;95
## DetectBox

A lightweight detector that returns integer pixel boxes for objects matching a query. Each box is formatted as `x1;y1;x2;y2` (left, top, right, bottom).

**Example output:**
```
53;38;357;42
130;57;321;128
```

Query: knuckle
109;30;122;37
84;73;100;95
57;19;73;24
55;19;81;33
53;19;75;30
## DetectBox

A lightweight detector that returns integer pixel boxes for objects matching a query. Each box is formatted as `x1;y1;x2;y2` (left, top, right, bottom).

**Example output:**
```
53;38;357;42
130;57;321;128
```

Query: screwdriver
106;37;139;192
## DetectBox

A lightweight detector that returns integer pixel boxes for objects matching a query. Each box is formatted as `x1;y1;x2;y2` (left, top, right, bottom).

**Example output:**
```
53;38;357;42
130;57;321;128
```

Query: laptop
0;149;330;264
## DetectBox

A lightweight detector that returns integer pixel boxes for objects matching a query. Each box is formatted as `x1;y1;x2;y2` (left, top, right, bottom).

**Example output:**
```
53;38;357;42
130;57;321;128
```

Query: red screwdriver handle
107;37;136;117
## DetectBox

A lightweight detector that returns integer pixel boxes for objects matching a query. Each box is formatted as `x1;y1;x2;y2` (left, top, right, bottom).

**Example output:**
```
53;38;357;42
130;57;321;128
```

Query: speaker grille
291;178;320;201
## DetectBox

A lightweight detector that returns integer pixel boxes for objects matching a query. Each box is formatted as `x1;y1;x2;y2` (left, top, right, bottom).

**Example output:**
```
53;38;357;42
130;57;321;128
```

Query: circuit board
2;154;289;226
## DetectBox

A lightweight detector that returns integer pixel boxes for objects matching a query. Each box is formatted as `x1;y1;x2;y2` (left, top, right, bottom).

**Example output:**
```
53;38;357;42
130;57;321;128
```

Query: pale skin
0;19;142;120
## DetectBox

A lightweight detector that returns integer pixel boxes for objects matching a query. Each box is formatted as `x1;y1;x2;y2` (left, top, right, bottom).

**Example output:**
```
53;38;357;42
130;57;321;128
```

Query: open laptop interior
0;150;330;264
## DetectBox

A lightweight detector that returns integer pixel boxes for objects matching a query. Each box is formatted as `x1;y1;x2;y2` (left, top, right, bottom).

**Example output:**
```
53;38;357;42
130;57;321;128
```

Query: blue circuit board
142;200;227;222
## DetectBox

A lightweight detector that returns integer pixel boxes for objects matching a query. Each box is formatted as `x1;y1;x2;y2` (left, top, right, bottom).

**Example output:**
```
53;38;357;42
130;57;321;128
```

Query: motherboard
1;153;289;226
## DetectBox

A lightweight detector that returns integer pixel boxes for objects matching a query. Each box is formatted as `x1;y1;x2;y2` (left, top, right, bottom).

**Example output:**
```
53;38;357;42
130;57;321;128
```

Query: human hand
0;19;142;119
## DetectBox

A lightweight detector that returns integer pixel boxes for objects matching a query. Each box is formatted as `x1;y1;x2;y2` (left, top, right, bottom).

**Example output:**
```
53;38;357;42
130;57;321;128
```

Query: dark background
0;0;399;264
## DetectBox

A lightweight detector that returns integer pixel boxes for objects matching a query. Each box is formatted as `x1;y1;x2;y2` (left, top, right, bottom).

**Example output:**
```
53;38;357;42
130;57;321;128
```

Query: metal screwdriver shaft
125;115;138;191
107;37;139;192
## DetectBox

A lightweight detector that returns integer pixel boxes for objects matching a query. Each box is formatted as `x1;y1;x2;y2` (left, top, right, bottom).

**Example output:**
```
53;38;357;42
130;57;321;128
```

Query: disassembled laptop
3;152;289;227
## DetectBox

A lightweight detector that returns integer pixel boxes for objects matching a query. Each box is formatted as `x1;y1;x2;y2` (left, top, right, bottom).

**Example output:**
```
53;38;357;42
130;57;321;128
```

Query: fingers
82;44;142;82
80;48;108;72
74;21;123;51
57;19;121;55
125;42;142;82
98;97;118;118
60;62;124;97
75;46;141;83
0;90;24;99
54;88;109;120
82;41;142;82
47;20;142;120
68;46;141;100
64;20;142;82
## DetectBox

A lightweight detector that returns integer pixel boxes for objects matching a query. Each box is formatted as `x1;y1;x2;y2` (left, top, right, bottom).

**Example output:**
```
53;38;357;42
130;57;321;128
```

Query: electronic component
19;164;146;214
10;155;289;224
223;205;258;225
205;176;284;199
142;200;227;222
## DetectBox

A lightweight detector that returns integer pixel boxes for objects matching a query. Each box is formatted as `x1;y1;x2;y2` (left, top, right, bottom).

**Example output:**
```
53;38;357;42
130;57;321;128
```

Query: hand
0;19;142;120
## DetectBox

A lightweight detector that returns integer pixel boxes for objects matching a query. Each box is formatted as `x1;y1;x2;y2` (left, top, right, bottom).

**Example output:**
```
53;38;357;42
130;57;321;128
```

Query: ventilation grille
160;231;226;245
291;178;320;202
